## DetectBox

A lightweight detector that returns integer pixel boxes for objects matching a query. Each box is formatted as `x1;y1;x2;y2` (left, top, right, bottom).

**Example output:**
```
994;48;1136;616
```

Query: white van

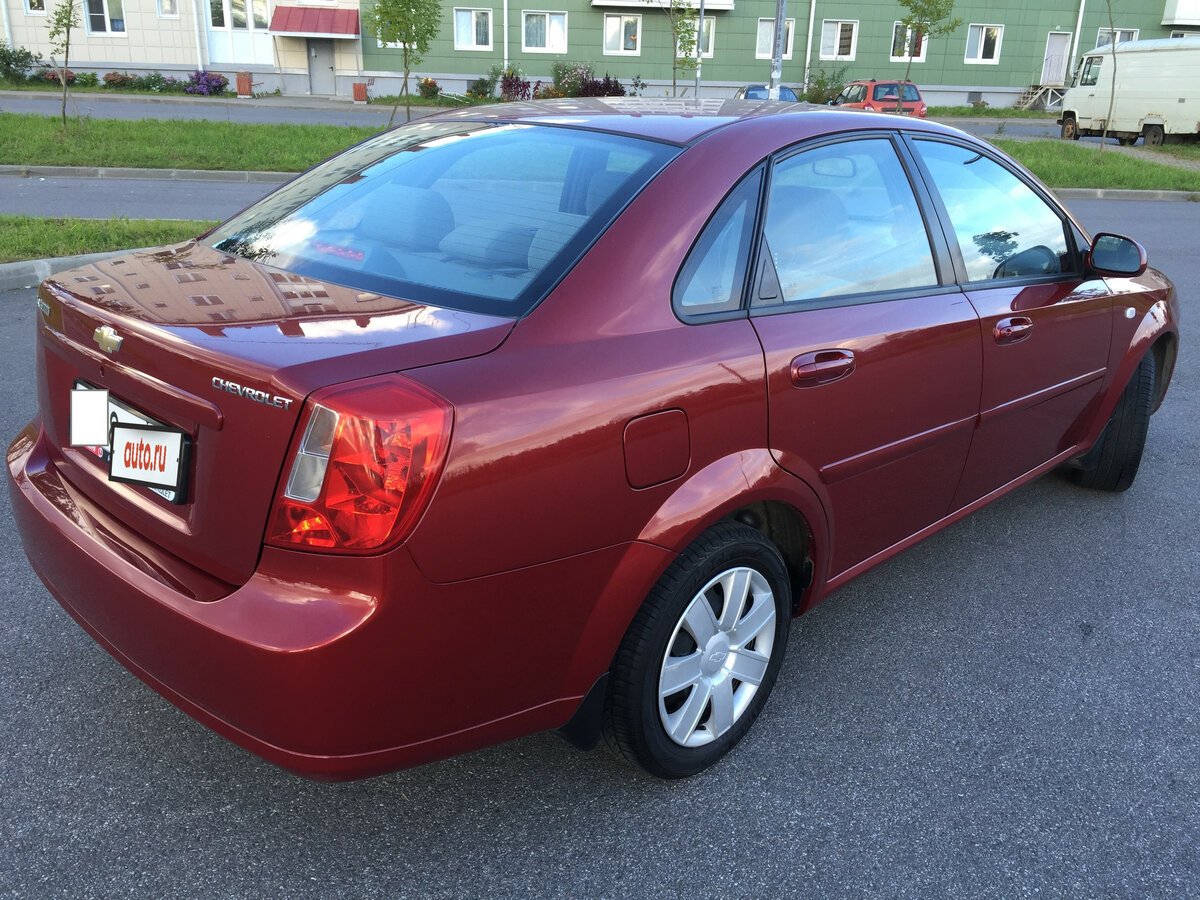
1058;37;1200;146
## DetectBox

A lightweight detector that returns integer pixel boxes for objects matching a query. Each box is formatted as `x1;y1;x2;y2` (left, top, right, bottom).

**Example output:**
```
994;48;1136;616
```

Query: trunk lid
36;242;514;586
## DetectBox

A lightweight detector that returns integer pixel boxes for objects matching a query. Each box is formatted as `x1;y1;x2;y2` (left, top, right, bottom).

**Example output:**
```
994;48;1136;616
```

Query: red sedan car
9;100;1179;780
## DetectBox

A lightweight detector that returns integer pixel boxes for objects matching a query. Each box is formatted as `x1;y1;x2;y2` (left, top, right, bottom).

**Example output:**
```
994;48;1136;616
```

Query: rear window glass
872;83;920;101
206;121;677;317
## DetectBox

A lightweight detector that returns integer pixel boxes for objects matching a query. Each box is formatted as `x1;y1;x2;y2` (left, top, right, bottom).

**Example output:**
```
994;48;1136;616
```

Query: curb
1053;188;1200;202
0;165;291;184
0;248;131;293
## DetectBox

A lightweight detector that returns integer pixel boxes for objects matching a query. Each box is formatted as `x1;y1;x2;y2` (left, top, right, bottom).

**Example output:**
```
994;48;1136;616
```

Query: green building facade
360;0;1200;105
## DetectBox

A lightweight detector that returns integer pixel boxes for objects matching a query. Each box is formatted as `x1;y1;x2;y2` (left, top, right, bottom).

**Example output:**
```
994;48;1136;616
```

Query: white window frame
157;0;179;18
889;22;926;63
208;0;268;31
1096;27;1138;48
522;10;567;54
454;7;493;51
755;18;795;60
965;23;1004;64
23;0;47;16
83;0;127;35
603;13;641;56
819;19;859;61
678;16;714;59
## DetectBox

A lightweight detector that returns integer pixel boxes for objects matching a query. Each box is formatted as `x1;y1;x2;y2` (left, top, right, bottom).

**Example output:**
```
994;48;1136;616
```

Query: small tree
645;0;697;97
895;0;962;113
367;0;442;126
47;0;79;127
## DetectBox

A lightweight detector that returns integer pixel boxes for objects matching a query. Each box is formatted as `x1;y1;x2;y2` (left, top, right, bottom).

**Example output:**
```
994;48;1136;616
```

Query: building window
890;23;925;62
756;18;794;60
174;272;207;283
820;20;857;60
1096;28;1137;48
158;0;178;17
189;295;225;306
454;8;492;50
603;13;640;55
24;0;46;15
210;0;266;29
523;11;566;53
85;0;126;33
965;24;1003;64
695;17;715;58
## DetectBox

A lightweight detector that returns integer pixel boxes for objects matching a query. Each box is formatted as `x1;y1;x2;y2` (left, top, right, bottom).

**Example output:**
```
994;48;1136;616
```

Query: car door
748;135;982;579
906;137;1113;509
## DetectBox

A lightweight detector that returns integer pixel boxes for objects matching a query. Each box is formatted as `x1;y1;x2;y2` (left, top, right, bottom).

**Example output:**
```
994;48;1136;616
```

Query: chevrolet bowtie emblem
93;325;123;354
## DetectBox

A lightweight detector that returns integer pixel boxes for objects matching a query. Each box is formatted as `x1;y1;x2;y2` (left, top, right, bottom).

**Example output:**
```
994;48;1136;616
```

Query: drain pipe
1069;0;1086;81
2;0;13;51
503;0;509;72
802;0;816;89
192;0;207;71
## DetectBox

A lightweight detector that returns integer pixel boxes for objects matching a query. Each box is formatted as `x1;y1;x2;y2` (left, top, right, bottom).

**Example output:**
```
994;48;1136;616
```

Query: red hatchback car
9;100;1179;780
833;79;928;117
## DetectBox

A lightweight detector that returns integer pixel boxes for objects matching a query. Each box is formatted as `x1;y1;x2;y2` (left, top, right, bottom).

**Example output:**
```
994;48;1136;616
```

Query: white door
1042;32;1071;85
307;39;336;95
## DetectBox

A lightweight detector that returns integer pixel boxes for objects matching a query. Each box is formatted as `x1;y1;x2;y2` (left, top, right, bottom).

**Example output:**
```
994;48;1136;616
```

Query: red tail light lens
267;375;452;553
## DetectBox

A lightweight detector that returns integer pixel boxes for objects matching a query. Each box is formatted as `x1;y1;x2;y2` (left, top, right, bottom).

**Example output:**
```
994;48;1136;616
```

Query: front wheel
1070;353;1155;492
604;522;792;778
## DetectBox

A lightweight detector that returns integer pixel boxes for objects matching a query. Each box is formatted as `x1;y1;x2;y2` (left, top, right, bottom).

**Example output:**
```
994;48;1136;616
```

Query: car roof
426;97;943;145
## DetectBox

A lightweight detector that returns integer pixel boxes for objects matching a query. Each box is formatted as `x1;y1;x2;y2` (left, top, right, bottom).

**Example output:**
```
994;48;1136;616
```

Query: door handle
994;316;1034;345
790;349;855;388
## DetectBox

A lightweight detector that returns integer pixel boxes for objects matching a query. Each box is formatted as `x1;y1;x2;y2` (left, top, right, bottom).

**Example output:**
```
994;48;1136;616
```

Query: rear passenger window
913;140;1071;282
759;138;937;305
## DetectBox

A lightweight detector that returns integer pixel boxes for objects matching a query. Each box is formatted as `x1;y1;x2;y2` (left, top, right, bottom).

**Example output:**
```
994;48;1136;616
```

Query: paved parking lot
0;199;1196;898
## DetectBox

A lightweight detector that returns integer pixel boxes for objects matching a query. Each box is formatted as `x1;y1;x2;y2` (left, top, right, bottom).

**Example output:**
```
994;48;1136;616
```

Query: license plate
71;382;190;503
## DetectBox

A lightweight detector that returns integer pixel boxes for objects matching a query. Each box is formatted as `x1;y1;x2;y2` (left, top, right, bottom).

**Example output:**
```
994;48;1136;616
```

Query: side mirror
1088;233;1147;277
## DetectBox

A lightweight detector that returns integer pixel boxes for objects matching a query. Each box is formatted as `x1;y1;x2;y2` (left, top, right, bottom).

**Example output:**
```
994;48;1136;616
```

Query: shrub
103;70;137;88
799;66;847;104
417;76;440;99
42;68;75;85
577;74;625;98
532;81;566;100
134;71;183;93
0;42;44;83
499;67;531;102
74;72;99;87
551;61;593;97
185;70;229;96
465;76;495;100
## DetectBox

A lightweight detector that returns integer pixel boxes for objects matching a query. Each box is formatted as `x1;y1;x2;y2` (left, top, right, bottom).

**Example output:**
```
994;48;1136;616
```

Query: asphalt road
0;199;1196;898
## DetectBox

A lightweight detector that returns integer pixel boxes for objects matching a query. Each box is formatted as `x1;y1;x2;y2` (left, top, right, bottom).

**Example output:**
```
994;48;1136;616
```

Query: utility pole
767;0;788;100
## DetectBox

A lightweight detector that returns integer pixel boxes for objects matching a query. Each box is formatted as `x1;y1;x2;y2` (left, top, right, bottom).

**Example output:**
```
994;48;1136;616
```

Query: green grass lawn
0;215;215;263
993;139;1200;192
0;112;375;172
929;105;1058;119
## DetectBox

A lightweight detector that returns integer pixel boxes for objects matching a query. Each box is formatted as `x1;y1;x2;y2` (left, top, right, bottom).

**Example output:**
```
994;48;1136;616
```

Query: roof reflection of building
59;244;418;336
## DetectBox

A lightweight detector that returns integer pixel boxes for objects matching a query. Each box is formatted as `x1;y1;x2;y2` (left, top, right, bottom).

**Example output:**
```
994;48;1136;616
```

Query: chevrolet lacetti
9;99;1180;780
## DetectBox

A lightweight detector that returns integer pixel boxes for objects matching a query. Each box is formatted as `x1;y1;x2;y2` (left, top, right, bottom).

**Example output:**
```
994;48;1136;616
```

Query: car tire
1061;117;1079;141
1118;136;1138;147
1144;125;1165;148
1070;353;1155;493
604;522;791;778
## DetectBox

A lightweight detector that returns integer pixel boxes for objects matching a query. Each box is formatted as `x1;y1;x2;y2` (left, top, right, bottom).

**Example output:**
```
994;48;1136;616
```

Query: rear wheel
1118;135;1138;147
604;522;791;778
1070;353;1155;493
1144;125;1165;148
1061;117;1079;140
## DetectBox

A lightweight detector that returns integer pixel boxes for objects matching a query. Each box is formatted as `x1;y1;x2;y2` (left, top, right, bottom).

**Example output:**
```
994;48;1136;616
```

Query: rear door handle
994;316;1034;345
790;349;855;388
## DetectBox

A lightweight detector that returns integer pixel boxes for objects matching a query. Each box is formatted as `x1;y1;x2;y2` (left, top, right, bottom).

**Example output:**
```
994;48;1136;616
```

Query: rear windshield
872;83;920;102
206;121;677;316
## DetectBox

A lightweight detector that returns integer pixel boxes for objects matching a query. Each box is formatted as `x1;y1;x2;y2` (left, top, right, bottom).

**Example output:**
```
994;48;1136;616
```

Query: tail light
863;103;875;112
266;375;452;553
919;103;928;118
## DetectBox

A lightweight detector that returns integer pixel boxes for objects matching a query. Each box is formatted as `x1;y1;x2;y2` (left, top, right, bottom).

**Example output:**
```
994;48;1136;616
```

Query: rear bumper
8;420;669;779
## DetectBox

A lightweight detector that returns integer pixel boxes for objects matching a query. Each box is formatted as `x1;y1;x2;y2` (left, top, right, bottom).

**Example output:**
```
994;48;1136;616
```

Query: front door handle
994;316;1034;345
790;349;855;388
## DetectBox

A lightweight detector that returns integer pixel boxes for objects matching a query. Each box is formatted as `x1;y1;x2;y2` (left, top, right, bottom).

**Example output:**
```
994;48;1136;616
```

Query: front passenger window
913;140;1072;282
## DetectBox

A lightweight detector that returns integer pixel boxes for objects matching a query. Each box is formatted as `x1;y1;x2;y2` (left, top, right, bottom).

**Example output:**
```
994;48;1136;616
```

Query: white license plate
71;382;189;503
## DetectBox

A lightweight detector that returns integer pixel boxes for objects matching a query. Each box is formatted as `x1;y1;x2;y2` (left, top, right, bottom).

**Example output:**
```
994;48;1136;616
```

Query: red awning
268;6;360;38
